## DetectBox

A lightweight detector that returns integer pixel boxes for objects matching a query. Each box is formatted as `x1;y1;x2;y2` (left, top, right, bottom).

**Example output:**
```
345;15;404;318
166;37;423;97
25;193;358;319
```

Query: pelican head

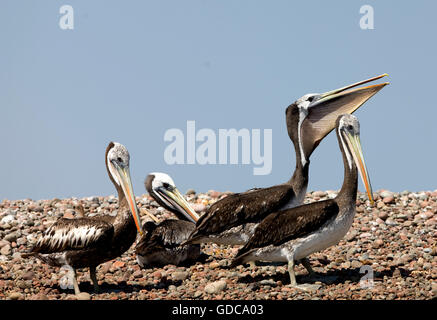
106;142;144;235
145;172;199;223
336;114;374;205
286;74;389;166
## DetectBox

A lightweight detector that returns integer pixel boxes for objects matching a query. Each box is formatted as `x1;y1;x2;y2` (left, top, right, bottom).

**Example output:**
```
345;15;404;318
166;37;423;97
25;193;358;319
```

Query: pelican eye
117;157;122;163
307;96;314;102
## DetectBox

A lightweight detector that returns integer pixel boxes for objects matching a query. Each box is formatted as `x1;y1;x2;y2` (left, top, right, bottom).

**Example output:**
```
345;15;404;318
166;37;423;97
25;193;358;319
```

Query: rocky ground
0;189;436;300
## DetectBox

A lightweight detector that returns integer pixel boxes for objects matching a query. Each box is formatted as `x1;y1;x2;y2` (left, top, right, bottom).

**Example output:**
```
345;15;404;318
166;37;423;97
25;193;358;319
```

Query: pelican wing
136;220;195;254
191;184;296;239
31;218;114;253
235;199;339;257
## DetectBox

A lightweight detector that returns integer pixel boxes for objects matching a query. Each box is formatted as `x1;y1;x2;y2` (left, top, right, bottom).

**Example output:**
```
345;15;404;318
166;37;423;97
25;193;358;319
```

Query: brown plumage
23;142;145;294
136;220;199;267
193;185;297;237
233;200;339;259
135;173;201;267
231;114;375;287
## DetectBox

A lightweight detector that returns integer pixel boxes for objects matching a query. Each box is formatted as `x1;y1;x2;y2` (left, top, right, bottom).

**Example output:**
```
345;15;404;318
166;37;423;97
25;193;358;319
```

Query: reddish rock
373;239;384;248
63;212;75;219
152;271;162;279
112;260;125;269
378;211;389;220
208;190;221;198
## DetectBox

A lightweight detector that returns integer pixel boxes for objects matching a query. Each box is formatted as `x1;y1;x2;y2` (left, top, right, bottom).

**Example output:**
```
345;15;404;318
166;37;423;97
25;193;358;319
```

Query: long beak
113;162;144;235
158;187;200;223
301;74;389;158
318;74;389;100
343;131;374;206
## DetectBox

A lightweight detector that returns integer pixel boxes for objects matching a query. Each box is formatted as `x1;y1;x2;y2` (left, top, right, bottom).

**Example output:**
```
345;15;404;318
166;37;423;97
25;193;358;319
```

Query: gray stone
8;292;23;300
172;271;189;281
204;280;227;294
4;232;19;242
295;283;322;292
1;244;11;256
259;279;277;287
1;215;15;224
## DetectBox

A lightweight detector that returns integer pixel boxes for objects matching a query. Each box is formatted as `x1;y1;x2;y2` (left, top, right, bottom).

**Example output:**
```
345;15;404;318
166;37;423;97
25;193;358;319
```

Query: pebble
385;218;398;226
345;230;358;241
373;239;384;248
112;260;125;268
378;211;389;220
1;215;15;224
192;204;206;213
21;271;35;280
383;196;395;204
312;191;327;197
0;240;10;248
8;292;23;300
1;244;11;256
4;232;19;242
380;191;394;198
205;280;227;294
76;292;91;300
172;271;189;281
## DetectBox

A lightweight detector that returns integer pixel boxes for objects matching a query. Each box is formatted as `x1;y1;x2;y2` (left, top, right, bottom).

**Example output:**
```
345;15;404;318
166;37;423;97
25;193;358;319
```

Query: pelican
135;172;201;267
231;114;374;286
23;142;157;294
185;74;387;246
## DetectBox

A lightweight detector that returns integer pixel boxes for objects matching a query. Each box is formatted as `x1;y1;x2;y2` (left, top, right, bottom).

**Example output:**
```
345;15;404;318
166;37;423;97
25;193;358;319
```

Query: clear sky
1;1;436;200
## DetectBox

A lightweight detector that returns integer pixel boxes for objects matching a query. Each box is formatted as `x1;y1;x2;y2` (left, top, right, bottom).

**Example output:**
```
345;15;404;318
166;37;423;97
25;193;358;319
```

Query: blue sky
1;1;436;200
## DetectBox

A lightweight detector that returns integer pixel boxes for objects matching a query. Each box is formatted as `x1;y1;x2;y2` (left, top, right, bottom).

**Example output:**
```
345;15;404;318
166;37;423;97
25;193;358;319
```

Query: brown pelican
185;74;387;246
231;114;374;286
23;142;157;294
135;172;201;267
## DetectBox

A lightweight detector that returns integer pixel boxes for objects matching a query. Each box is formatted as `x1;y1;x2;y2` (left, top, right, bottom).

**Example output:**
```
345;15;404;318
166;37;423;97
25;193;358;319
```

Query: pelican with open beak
185;74;387;248
298;73;388;161
135;173;202;267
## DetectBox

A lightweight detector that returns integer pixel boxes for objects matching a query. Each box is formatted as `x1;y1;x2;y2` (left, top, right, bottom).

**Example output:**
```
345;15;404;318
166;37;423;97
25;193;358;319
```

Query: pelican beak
157;186;200;223
343;131;374;206
112;161;144;235
301;74;389;158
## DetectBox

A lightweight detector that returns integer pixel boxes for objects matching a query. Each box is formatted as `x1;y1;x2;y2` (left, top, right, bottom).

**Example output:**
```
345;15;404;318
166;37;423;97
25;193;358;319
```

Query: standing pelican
185;75;387;246
23;142;157;294
135;173;201;267
231;114;373;286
